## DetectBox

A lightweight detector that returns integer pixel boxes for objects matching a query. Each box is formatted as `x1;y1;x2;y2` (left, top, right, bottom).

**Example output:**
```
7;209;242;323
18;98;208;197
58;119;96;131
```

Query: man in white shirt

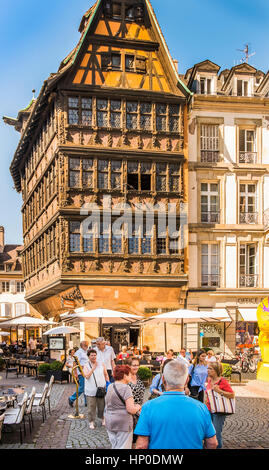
29;337;37;355
94;337;116;382
68;341;89;407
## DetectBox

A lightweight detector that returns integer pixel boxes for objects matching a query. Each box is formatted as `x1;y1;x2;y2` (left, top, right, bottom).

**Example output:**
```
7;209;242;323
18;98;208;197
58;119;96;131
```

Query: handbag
206;380;235;415
89;363;106;398
148;375;163;400
188;365;200;400
113;383;126;405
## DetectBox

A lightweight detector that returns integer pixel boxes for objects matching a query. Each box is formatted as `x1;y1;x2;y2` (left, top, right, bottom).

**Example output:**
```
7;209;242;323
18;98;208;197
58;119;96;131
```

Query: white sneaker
89;422;95;429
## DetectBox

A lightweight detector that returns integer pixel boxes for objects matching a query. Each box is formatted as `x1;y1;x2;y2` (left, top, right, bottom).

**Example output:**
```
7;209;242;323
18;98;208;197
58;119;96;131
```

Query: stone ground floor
0;373;269;449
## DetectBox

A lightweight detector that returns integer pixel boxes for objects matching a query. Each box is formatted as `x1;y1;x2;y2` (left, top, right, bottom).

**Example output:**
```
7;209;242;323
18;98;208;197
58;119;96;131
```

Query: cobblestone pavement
0;373;268;449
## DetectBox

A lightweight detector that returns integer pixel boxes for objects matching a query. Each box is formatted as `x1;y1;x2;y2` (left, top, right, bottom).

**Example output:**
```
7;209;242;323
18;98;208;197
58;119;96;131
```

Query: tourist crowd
67;340;235;450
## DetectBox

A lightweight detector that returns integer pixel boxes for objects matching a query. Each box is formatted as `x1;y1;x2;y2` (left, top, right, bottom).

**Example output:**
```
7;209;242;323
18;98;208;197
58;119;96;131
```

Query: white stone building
184;61;269;354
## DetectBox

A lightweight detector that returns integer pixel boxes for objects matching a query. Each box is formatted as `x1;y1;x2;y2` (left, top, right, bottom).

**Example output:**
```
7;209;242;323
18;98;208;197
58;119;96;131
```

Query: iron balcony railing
239;152;257;164
201;274;220;288
239;212;258;224
239;274;259;288
201;211;220;223
201;150;220;163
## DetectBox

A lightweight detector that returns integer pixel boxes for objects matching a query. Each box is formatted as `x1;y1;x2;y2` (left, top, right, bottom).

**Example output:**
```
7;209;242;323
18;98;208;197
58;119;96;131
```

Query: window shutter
239;129;245;152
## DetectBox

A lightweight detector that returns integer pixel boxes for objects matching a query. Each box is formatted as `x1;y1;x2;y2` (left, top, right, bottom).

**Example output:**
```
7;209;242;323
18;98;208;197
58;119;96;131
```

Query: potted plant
46;361;69;383
222;363;232;379
38;363;50;381
137;366;152;386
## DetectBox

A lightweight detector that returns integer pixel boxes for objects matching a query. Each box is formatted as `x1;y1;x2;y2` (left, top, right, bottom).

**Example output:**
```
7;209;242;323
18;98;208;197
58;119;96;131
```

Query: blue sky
1;0;269;244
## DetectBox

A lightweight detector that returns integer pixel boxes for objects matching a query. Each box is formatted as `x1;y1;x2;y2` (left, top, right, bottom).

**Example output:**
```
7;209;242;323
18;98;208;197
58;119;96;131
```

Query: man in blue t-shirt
135;360;217;449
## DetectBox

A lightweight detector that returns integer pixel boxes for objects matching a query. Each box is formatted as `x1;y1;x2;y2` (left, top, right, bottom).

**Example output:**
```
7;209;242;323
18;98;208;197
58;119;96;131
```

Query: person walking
105;365;141;449
83;349;109;429
134;360;217;449
68;341;89;408
66;349;76;382
187;349;208;402
94;337;116;382
206;362;235;449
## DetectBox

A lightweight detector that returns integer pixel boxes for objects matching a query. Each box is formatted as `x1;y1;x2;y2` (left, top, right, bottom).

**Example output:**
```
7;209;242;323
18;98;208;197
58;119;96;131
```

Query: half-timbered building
5;0;191;351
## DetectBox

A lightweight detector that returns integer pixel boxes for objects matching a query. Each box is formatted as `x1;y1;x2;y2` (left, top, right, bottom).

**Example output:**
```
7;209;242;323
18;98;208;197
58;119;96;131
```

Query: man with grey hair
94;337;116;382
135;360;217;449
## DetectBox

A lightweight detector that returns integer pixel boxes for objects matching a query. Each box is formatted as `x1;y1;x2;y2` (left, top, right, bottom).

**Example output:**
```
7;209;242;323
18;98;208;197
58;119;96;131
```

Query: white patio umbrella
43;326;81;336
0;315;56;345
142;309;231;351
61;308;143;336
0;332;10;336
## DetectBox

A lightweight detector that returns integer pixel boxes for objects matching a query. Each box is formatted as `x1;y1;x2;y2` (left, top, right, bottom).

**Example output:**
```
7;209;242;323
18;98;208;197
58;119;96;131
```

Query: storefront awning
238;309;257;322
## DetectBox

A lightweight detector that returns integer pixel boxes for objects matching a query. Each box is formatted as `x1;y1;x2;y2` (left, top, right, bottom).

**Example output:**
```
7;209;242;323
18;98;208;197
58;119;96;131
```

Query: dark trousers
107;370;114;383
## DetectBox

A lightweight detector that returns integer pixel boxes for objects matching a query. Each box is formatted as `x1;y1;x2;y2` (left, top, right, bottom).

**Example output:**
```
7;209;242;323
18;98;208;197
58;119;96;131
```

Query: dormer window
200;77;212;95
237;79;249;97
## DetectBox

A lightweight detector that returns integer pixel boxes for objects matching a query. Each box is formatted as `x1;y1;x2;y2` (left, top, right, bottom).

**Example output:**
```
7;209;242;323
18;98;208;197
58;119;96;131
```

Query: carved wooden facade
7;0;190;318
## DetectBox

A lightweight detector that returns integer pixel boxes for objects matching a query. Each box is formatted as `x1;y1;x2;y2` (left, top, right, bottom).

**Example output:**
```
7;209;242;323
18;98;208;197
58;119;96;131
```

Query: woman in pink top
206;362;235;449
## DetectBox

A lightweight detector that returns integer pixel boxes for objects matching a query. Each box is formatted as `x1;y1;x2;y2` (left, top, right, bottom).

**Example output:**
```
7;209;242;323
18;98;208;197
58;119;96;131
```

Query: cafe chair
3;393;28;444
32;383;48;423
35;375;54;414
0;412;5;443
25;387;36;433
4;358;19;379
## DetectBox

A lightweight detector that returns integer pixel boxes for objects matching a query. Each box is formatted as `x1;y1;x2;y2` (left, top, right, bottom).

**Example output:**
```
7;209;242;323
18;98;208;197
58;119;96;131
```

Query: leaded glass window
82;98;92;125
169;163;180;192
82;159;94;188
69;221;81;252
156;163;167;191
98;160;109;189
97;99;109;128
126;101;138;129
111;160;122;189
140;102;152;130
111;100;121;128
169;104;180;132
68;97;79;124
69;158;80;188
156;103;167;131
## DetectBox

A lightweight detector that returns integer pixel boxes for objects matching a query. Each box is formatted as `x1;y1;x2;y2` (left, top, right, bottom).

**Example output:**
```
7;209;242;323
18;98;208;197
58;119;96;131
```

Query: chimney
0;227;4;252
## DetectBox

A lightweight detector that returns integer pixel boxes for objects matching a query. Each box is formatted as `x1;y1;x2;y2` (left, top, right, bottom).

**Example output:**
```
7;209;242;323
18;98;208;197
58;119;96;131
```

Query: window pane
82;173;93;187
83;236;94;253
82;98;92;109
82;110;92;125
70;234;80;252
83;159;93;170
68;97;79;108
127;102;138;113
111;112;121;128
98;112;108;127
129;238;139;254
157;175;167;191
70;171;80;188
68;109;79;124
140;114;152;130
127;114;137;129
70;158;80;170
98;174;108;189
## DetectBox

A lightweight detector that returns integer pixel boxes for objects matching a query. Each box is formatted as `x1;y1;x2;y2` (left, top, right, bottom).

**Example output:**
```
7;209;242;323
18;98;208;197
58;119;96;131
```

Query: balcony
201;150;220;163
201;274;220;288
239;212;258;224
239;152;257;164
239;274;259;288
201;211;220;224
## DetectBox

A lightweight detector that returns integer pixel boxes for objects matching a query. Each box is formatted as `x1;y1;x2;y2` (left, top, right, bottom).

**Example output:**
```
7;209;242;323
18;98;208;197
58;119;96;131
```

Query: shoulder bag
206;379;235;415
89;363;106;398
188;365;200;400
